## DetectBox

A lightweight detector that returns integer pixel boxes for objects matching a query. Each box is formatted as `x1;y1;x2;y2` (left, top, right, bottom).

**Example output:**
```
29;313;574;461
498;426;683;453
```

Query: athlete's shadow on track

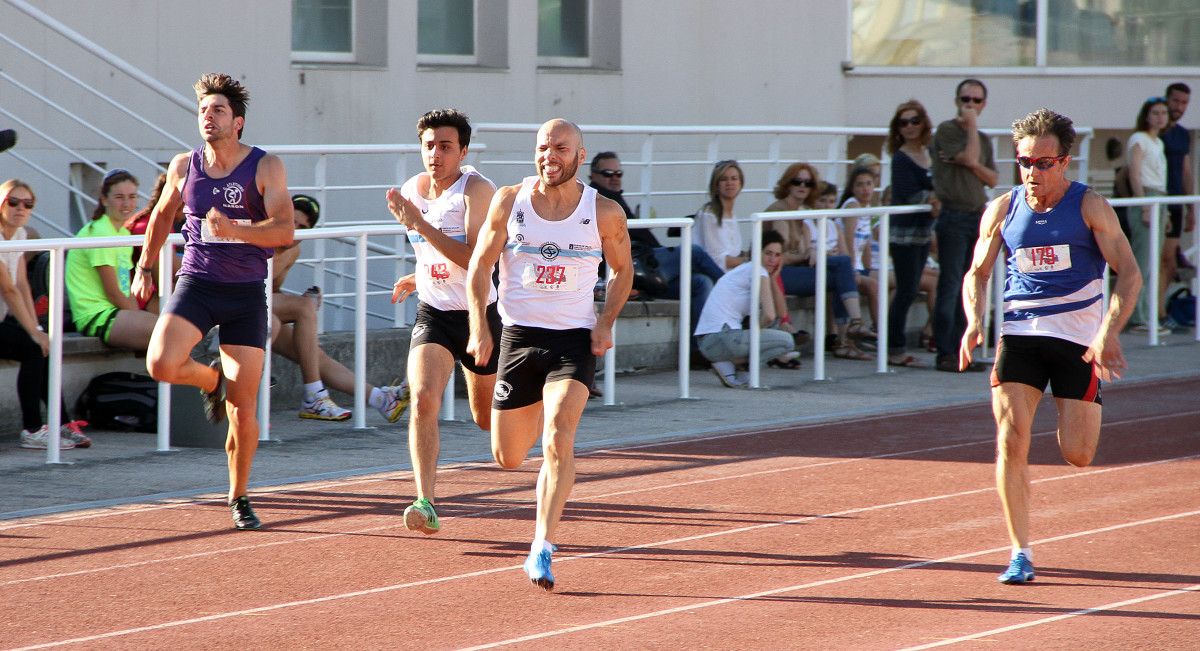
552;591;1200;621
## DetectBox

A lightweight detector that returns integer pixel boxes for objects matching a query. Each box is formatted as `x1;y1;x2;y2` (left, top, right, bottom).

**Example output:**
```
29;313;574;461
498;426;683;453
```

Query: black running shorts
164;275;268;349
493;325;595;410
410;301;502;375
991;334;1102;404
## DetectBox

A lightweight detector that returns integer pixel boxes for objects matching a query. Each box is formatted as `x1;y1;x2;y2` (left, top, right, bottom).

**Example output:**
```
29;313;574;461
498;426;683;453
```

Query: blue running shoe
998;552;1035;584
524;545;556;591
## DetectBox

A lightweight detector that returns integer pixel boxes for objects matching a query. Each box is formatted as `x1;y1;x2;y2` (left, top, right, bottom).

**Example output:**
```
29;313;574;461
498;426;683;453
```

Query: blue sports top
1000;181;1106;346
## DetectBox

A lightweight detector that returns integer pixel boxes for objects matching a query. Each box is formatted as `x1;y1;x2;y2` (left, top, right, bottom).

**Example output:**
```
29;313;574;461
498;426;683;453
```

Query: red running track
1;378;1197;649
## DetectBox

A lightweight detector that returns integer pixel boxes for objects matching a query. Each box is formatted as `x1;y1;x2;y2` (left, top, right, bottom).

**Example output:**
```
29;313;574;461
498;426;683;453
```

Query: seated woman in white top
694;230;799;388
694;160;748;272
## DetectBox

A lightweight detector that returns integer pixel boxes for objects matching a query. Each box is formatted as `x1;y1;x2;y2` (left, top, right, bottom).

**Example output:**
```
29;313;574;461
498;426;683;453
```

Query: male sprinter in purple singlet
132;74;295;530
960;108;1141;584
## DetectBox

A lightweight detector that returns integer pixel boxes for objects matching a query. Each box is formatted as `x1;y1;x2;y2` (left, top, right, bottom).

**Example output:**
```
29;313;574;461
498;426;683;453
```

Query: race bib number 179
1015;244;1071;273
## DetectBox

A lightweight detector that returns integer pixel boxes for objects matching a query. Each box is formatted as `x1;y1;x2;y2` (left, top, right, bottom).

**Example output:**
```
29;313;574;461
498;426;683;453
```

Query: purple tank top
178;146;273;282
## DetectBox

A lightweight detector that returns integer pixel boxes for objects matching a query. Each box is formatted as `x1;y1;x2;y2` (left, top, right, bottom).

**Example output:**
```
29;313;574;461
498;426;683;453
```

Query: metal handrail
743;204;933;386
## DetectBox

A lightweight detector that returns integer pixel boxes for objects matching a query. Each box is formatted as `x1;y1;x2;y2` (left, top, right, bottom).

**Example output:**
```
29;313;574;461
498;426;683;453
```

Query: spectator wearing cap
271;194;407;421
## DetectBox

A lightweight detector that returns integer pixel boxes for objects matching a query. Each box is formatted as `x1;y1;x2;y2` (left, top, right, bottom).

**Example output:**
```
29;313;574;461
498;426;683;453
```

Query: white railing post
354;234;369;429
990;259;1005;357
814;216;828;381
749;220;763;388
314;156;329;334
876;212;890;374
1148;202;1162;346
46;246;65;464
604;263;617;406
258;259;273;441
441;368;456;421
640;135;654;217
678;223;693;399
156;242;174;452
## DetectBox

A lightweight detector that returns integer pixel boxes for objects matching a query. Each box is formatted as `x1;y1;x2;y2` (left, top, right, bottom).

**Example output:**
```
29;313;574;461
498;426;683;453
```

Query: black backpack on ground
75;372;158;432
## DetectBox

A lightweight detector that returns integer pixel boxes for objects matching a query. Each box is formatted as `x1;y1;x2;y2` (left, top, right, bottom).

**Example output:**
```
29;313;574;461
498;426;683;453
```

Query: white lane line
457;510;1200;651
2;411;1195;589
898;584;1200;650
10;460;1199;649
3;404;1193;531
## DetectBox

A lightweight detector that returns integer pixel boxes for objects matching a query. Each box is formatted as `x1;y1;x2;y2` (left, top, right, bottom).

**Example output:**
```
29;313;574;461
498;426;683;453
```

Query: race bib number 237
521;263;577;292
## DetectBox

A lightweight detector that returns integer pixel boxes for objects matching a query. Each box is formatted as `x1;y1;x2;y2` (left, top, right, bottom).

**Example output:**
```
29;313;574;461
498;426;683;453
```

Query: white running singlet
498;176;601;330
400;166;497;311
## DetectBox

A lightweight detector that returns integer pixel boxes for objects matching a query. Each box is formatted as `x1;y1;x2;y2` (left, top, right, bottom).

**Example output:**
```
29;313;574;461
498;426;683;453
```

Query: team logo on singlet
540;242;561;260
222;182;244;207
494;381;512;401
515;233;525;242
515;210;525;225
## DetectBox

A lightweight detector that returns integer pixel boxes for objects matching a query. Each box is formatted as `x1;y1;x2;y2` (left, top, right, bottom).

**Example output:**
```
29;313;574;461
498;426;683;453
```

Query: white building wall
0;0;1194;231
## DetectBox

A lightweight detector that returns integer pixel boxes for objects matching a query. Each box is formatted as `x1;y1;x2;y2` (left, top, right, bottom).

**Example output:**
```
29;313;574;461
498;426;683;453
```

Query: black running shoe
230;496;261;530
202;359;226;424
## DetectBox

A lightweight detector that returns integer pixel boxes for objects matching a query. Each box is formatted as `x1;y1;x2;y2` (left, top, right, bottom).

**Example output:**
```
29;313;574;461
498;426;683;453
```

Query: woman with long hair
694;160;748;271
885;100;939;365
65;168;159;351
764;166;872;361
1125;96;1171;332
0;179;84;449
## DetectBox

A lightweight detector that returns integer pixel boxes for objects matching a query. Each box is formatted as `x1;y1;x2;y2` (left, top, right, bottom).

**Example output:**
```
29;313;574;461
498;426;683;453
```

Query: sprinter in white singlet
466;119;633;591
387;109;499;536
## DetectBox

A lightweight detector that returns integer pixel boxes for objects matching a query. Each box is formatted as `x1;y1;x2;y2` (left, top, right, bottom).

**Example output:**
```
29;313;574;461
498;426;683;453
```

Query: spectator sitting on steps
270;193;410;422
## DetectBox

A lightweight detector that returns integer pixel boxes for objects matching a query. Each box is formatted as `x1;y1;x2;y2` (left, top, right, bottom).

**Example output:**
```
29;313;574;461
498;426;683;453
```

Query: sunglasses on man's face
958;96;984;105
897;117;924;127
1016;155;1066;171
790;178;815;188
5;197;34;209
595;169;623;178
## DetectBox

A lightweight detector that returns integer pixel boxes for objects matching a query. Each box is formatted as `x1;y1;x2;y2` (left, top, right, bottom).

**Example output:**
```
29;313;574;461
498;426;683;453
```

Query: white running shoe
299;390;352;421
19;425;76;450
376;381;411;423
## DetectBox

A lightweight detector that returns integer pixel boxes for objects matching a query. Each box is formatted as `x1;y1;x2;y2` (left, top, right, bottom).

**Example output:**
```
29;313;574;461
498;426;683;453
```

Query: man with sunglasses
588;152;724;339
930;78;998;372
959;108;1141;585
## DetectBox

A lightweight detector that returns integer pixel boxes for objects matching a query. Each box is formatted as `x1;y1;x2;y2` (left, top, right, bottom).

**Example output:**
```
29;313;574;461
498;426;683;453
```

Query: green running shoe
403;497;440;535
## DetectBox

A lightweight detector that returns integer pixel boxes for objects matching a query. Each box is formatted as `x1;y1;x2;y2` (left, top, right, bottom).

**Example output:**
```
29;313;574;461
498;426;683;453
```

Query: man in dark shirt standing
931;79;998;372
587;152;724;332
1161;82;1194;330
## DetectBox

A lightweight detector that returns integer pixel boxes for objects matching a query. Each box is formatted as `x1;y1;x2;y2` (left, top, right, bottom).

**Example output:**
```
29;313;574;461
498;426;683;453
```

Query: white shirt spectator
1127;131;1167;193
694;207;743;271
694;261;767;336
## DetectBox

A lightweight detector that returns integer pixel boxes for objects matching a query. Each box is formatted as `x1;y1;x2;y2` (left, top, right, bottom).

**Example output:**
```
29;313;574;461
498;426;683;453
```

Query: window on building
417;0;508;68
851;0;1200;68
292;0;354;63
418;0;476;62
292;0;387;66
537;0;620;70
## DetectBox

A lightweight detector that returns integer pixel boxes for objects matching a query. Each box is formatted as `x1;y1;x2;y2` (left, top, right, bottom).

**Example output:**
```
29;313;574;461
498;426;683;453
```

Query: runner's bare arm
1081;190;1142;380
592;195;633;356
465;185;517;365
132;152;189;302
958;193;1010;370
209;153;294;248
